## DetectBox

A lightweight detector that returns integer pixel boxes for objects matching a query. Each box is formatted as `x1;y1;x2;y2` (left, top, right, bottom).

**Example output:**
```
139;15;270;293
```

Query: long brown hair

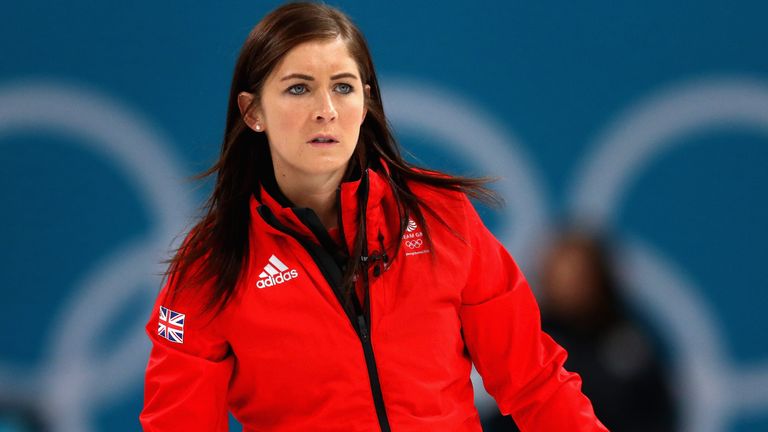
167;1;498;313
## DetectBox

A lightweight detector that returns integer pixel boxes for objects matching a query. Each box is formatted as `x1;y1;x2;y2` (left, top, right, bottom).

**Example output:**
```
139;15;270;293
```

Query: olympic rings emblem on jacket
405;239;423;249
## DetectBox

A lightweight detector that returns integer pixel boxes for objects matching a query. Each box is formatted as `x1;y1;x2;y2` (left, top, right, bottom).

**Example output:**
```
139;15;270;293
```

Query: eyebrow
280;72;359;81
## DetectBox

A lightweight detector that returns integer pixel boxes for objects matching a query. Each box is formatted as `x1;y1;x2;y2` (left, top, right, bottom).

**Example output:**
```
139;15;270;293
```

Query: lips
307;134;339;144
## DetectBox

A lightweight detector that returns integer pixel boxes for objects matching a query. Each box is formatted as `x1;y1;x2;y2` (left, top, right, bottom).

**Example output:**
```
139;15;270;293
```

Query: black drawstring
357;170;372;319
359;169;371;276
358;169;386;277
370;231;388;277
378;231;389;266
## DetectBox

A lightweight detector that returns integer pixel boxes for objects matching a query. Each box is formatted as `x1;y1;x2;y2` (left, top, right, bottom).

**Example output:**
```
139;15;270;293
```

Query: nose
313;89;337;122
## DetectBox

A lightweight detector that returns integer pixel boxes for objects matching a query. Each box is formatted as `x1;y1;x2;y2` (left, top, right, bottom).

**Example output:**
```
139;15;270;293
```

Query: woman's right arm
140;277;234;431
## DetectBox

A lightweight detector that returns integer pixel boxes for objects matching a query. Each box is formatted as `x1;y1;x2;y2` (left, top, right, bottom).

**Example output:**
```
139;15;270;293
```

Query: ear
361;84;371;124
237;91;265;132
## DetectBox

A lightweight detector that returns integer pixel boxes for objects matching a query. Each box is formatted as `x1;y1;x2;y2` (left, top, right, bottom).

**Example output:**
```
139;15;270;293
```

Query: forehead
271;37;360;78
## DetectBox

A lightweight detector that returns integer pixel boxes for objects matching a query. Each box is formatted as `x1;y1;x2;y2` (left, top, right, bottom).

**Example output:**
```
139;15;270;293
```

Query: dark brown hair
167;1;498;313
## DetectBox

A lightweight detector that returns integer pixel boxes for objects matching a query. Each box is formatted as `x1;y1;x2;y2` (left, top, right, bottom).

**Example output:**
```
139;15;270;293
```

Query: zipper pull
357;314;368;341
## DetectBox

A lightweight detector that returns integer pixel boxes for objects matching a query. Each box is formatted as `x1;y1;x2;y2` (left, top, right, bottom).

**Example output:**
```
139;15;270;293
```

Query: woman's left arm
458;197;609;431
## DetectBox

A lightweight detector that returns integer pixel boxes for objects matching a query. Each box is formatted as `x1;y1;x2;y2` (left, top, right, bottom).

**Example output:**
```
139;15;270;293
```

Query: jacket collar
248;160;394;255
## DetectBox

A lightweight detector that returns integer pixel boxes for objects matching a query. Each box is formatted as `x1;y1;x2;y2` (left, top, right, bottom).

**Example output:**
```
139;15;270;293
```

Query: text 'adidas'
257;254;299;288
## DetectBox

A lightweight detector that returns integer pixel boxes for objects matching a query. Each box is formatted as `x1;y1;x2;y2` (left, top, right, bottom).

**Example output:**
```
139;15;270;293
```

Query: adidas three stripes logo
256;255;299;288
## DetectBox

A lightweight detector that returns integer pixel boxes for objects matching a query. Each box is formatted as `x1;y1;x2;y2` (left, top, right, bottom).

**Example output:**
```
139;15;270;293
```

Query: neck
273;164;344;230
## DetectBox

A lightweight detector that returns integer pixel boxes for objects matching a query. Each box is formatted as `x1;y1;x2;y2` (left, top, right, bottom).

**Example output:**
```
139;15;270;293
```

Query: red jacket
140;166;608;431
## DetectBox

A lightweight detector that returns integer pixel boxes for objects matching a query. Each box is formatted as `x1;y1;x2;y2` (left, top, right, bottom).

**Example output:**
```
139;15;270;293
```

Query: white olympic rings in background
0;81;193;432
387;76;768;431
0;76;766;432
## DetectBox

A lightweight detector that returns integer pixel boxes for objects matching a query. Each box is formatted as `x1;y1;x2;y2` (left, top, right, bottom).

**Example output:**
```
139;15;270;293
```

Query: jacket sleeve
458;197;608;431
140;272;234;432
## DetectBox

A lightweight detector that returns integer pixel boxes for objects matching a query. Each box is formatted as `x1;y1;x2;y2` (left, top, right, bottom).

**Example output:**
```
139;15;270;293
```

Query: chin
300;157;352;177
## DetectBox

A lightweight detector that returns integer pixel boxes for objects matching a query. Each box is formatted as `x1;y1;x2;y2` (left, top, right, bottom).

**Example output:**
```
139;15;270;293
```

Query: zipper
256;193;392;431
356;250;391;432
353;170;392;431
355;312;391;431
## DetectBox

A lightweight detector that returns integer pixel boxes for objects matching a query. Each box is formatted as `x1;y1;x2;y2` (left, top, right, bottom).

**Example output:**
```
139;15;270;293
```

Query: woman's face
243;37;370;181
541;243;601;320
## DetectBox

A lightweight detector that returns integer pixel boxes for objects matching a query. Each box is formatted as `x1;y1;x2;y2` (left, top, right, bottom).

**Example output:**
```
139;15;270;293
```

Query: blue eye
287;84;307;95
286;83;353;96
335;83;353;94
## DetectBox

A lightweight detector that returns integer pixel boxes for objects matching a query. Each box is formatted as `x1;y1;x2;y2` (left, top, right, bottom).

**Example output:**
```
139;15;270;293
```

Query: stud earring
255;124;261;131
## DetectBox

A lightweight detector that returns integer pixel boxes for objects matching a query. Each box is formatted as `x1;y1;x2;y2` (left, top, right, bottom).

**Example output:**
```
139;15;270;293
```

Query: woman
538;229;676;431
140;2;608;431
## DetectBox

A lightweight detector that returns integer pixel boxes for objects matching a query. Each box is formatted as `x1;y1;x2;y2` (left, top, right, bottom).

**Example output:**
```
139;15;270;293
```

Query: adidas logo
256;254;299;288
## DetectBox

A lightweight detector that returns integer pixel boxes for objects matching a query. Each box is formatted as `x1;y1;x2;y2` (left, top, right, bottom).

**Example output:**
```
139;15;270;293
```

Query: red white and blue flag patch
158;306;185;344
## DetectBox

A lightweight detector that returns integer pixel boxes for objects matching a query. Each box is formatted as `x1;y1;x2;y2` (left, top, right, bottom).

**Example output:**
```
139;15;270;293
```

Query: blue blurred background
2;1;767;431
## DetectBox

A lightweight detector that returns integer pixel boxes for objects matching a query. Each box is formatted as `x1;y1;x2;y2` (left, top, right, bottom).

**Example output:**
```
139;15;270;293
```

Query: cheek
339;98;366;127
269;100;305;130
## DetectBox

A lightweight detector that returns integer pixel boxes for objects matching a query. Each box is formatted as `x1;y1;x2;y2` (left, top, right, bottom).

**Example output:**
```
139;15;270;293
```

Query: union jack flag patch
158;306;185;344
